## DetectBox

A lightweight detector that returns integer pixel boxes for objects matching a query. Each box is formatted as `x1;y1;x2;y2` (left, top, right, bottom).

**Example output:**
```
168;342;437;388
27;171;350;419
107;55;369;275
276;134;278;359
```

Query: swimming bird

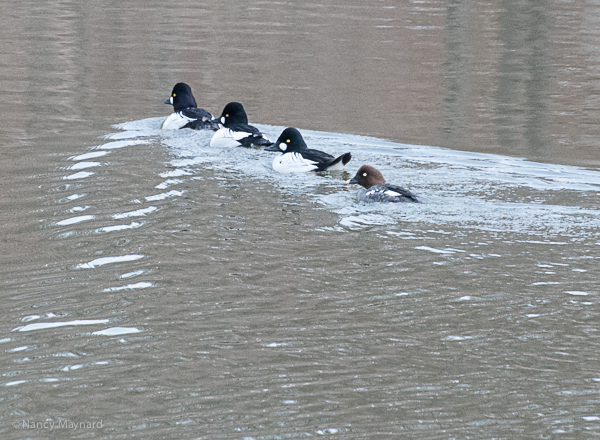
346;165;419;203
210;102;273;148
265;127;352;173
162;83;219;130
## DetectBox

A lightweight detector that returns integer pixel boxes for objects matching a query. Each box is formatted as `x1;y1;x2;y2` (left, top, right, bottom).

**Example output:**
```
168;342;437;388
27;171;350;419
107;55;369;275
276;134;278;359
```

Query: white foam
155;179;182;189
415;246;457;254
92;327;142;336
64;171;94;180
56;215;95;226
69;161;101;170
443;335;471;341
14;319;110;332
145;190;185;201
159;169;192;178
95;222;144;233
70;151;109;161
75;254;144;269
112;206;157;219
102;282;153;292
5;380;27;387
119;270;145;279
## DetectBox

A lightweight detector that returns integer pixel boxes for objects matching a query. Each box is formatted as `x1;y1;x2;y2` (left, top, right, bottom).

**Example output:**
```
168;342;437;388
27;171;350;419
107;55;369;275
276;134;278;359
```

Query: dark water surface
2;1;600;439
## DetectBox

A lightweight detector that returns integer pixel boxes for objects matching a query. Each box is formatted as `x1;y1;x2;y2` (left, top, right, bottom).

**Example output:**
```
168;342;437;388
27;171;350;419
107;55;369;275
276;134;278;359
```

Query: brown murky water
2;1;600;439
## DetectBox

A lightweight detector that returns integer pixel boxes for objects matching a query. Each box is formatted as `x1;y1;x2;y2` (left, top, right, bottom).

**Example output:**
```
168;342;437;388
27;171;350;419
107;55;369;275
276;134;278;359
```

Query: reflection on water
3;1;600;166
2;1;600;439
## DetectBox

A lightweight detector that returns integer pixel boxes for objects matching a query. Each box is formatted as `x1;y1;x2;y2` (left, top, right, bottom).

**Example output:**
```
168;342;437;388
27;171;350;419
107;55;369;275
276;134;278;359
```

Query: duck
265;127;352;173
346;165;419;203
162;83;219;130
209;102;273;148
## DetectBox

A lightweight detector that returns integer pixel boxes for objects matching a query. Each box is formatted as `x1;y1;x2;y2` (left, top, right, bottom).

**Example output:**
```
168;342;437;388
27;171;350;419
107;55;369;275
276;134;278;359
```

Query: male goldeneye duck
162;82;219;130
265;127;352;173
346;165;419;203
209;102;273;148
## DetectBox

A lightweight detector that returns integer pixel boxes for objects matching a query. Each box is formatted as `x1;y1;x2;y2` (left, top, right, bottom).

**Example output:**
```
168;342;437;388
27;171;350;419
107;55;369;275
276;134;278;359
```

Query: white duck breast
272;152;318;173
210;128;256;148
162;112;196;129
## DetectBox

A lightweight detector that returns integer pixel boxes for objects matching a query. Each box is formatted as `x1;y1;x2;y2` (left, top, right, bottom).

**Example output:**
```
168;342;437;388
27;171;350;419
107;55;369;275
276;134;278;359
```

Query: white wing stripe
162;112;195;129
272;152;318;173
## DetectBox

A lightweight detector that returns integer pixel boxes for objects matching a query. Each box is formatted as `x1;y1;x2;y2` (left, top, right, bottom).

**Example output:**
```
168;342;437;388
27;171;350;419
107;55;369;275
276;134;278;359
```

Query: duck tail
330;152;352;167
258;137;274;147
341;152;352;165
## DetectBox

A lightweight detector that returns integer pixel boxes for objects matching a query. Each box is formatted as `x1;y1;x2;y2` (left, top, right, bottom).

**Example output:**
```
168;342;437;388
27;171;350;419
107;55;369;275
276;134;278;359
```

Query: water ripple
56;215;95;226
92;327;142;336
111;206;157;219
75;254;144;269
14;319;110;332
63;171;94;180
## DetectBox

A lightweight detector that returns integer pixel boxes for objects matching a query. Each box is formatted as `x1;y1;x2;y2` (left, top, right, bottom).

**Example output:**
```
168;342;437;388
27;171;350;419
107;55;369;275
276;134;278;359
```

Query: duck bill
264;144;280;152
346;176;359;184
164;98;171;105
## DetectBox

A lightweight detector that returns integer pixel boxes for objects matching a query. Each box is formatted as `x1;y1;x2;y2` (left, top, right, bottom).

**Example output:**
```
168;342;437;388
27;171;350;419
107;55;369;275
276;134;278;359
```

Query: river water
2;1;600;439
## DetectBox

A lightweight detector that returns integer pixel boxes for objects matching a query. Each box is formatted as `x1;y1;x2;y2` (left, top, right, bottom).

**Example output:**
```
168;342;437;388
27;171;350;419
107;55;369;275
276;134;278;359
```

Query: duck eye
286;139;290;143
363;173;367;177
225;114;229;118
173;93;176;97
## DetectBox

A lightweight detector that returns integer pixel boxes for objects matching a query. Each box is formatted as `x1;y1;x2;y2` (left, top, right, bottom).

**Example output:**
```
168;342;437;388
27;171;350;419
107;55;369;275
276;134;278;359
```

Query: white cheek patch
170;96;174;105
221;116;225;124
279;142;287;151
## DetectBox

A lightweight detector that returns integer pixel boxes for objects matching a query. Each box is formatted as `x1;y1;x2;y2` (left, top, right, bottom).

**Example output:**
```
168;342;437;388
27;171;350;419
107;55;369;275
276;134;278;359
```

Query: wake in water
109;117;600;238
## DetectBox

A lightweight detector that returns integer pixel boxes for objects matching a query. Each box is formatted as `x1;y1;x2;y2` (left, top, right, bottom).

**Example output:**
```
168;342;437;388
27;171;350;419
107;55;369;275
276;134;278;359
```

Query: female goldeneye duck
265;127;352;174
209;102;273;148
346;165;419;203
162;82;219;130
